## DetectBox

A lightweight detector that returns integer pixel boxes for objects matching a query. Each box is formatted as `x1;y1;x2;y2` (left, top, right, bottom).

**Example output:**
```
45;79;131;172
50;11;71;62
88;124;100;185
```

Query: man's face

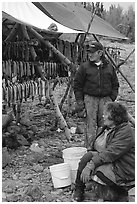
88;50;102;62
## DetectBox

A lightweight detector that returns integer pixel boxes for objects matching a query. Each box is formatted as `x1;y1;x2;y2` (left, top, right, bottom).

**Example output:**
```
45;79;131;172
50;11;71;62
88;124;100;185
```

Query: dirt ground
2;41;135;202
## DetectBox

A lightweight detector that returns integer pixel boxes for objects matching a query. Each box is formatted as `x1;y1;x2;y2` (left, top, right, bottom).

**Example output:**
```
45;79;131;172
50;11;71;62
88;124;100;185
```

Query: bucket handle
52;175;70;180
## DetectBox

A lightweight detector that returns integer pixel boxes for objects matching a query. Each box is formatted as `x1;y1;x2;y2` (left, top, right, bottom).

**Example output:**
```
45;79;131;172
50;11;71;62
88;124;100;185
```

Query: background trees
80;2;135;42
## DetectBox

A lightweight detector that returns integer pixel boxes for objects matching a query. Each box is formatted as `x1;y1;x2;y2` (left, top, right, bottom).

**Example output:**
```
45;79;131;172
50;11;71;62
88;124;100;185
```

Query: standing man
73;41;119;148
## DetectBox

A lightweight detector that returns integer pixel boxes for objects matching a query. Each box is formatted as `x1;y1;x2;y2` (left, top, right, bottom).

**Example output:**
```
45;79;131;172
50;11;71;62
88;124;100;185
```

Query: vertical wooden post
49;83;71;141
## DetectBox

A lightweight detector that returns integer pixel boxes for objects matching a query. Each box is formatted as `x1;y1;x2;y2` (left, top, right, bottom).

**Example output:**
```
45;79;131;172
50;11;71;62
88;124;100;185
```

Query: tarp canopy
2;2;83;34
33;2;127;40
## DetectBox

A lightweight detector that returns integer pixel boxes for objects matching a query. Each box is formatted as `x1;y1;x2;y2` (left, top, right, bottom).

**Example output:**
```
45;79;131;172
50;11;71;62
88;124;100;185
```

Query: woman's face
103;109;115;128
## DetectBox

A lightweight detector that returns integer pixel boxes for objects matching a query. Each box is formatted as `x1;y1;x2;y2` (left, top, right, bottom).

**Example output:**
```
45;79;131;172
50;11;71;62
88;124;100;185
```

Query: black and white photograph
2;1;135;202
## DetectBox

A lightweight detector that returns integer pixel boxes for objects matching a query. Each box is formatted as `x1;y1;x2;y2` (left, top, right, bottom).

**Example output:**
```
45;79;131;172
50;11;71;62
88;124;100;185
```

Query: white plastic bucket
50;163;71;188
62;147;87;183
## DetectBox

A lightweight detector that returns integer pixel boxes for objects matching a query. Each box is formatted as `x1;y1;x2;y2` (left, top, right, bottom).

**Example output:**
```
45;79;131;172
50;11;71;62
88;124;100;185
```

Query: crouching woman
73;102;135;202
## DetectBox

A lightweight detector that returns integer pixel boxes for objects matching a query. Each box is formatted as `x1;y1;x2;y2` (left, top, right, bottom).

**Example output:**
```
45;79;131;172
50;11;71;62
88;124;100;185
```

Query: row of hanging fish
105;47;121;65
3;41;31;62
2;40;88;63
2;79;48;106
43;61;68;79
2;60;35;82
106;47;121;58
2;60;69;82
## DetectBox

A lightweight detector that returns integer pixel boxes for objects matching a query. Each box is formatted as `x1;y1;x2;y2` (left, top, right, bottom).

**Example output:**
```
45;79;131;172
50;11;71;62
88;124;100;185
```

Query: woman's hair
105;102;129;126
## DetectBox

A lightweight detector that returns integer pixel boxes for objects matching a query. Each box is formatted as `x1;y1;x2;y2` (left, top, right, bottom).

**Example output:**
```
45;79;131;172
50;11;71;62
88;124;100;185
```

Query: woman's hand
80;166;91;183
80;160;95;183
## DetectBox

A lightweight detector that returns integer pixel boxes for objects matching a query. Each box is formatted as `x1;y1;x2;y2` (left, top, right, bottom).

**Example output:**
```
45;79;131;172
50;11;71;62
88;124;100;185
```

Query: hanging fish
23;62;27;77
34;62;47;81
31;63;35;76
33;81;36;96
57;39;64;54
20;61;24;77
53;62;57;78
6;86;9;106
37;78;40;96
12;61;17;77
17;84;21;103
42;80;45;99
31;81;35;101
48;47;52;59
16;42;19;60
20;41;25;61
9;85;14;106
29;81;33;99
2;84;6;102
21;83;25;101
16;84;19;102
9;85;13;104
26;81;30;98
44;80;48;98
65;41;72;61
26;62;31;77
26;81;30;99
12;103;16;117
83;44;87;62
3;42;8;59
13;43;16;59
24;42;29;62
8;60;12;80
50;62;53;79
24;82;27;101
10;43;13;59
45;62;49;79
20;84;23;102
16;61;20;80
51;62;54;78
51;62;54;79
5;61;9;78
36;79;40;101
13;85;17;103
48;62;51;79
38;78;42;102
40;79;43;99
7;42;11;59
2;61;6;78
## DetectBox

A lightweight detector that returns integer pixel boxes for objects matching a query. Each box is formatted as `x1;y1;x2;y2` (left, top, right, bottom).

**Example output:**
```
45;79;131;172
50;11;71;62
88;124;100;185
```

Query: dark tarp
33;2;127;40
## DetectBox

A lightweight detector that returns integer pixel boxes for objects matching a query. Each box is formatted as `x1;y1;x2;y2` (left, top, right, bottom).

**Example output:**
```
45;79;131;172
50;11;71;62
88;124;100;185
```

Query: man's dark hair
105;102;129;126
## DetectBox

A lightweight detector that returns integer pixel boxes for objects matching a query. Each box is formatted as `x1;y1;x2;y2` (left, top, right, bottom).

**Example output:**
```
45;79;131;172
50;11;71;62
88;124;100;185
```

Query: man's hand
80;166;91;183
76;101;85;112
71;101;85;116
78;108;87;118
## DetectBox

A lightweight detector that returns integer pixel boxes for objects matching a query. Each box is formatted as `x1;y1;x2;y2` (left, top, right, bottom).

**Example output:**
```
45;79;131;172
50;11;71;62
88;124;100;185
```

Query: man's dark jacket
74;60;119;102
